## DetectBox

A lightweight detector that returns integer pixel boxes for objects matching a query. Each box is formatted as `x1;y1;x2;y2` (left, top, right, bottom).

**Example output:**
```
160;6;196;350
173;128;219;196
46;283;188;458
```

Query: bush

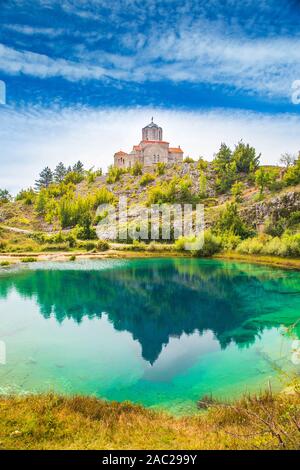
214;203;252;238
147;176;196;205
131;240;147;251
156;163;166;175
175;231;222;257
140;173;155;186
106;166;125;184
64;171;84;185
220;233;241;251
21;257;37;263
236;237;265;255
0;241;7;251
97;240;110;251
236;233;300;257
283;159;300;186
16;188;36;205
183;157;194;163
0;261;10;267
131;162;143;176
197;158;208;171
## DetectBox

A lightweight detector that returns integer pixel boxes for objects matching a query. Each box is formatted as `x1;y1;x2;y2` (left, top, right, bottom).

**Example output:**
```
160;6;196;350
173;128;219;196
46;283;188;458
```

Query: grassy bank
0;389;299;450
1;248;300;271
215;252;300;270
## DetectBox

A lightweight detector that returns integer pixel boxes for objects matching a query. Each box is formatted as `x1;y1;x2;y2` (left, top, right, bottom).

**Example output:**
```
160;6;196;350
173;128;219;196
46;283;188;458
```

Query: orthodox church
114;119;183;168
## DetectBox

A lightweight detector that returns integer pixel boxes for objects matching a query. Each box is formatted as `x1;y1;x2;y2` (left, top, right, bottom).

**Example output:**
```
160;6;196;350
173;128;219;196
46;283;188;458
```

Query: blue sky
1;0;300;192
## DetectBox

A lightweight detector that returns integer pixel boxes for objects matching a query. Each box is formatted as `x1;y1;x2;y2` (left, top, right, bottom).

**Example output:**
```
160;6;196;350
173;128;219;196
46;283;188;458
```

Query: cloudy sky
1;0;300;192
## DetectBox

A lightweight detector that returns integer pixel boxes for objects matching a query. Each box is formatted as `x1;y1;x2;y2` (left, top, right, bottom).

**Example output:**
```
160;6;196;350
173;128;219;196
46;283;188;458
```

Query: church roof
141;140;169;144
143;117;161;129
169;147;183;153
114;150;127;156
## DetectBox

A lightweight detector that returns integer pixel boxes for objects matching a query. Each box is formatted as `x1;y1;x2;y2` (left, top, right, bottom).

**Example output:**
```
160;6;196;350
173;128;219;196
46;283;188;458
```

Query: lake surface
0;258;299;414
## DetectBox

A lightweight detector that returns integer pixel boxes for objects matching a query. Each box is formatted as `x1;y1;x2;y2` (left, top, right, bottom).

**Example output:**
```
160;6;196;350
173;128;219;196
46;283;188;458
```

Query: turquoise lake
0;258;299;414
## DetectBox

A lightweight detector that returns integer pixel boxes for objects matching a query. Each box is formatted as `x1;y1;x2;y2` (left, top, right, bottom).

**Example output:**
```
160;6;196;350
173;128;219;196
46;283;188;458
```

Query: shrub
21;257;37;263
175;231;222;257
283;159;300;186
236;237;265;255
214;203;252;238
69;255;76;261
131;162;143;176
264;217;285;237
220;233;241;251
156;162;166;175
131;240;147;251
199;171;207;199
97;240;110;251
140;173;155;186
236;234;300;258
0;241;7;251
106;166;125;184
64;171;84;185
0;261;10;267
197;158;208;171
183;157;194;163
231;182;244;203
16;188;36;205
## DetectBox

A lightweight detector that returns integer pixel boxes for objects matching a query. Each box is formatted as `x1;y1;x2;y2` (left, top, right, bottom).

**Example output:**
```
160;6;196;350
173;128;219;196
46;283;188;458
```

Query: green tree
213;143;232;173
54;162;67;183
73;161;84;175
280;153;296;168
64;171;84;185
0;189;12;203
232;141;260;173
183;157;194;163
197;157;208;171
213;144;236;193
283;158;300;186
231;181;244;203
35;167;53;190
255;168;271;195
199;171;207;198
214;203;250;238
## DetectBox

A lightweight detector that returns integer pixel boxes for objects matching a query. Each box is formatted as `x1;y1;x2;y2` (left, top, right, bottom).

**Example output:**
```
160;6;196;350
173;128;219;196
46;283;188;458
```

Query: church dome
142;118;163;141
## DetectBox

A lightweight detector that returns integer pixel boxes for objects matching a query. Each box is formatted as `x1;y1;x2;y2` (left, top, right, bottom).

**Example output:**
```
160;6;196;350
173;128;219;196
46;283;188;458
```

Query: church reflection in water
0;258;300;365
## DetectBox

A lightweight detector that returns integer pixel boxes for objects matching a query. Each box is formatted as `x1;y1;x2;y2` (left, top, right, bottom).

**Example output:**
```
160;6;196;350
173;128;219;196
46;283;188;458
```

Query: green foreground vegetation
0;387;299;450
1;144;300;263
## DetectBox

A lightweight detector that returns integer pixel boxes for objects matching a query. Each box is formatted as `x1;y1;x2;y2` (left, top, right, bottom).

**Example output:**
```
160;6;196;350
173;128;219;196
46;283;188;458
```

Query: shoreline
1;249;300;270
0;386;298;449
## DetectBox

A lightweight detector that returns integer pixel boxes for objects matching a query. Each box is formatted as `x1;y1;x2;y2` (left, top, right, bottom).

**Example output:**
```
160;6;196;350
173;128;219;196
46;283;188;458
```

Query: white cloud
3;24;66;37
1;20;300;99
0;105;299;193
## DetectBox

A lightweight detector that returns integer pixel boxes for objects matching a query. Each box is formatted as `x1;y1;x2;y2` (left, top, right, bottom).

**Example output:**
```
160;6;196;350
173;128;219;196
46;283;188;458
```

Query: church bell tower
142;118;163;141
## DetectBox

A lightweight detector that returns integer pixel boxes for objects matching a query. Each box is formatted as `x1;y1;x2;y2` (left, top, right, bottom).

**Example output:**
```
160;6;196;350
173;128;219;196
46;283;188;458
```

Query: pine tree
54;162;67;183
0;189;12;203
35;167;53;190
73;161;84;175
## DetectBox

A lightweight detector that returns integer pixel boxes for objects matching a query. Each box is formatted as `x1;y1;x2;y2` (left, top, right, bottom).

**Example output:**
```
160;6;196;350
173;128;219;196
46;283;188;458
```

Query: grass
216;252;300;270
0;388;299;450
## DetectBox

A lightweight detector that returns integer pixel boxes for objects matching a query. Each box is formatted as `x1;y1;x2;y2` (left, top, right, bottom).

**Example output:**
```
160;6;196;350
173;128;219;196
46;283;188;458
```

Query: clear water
0;258;299;414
